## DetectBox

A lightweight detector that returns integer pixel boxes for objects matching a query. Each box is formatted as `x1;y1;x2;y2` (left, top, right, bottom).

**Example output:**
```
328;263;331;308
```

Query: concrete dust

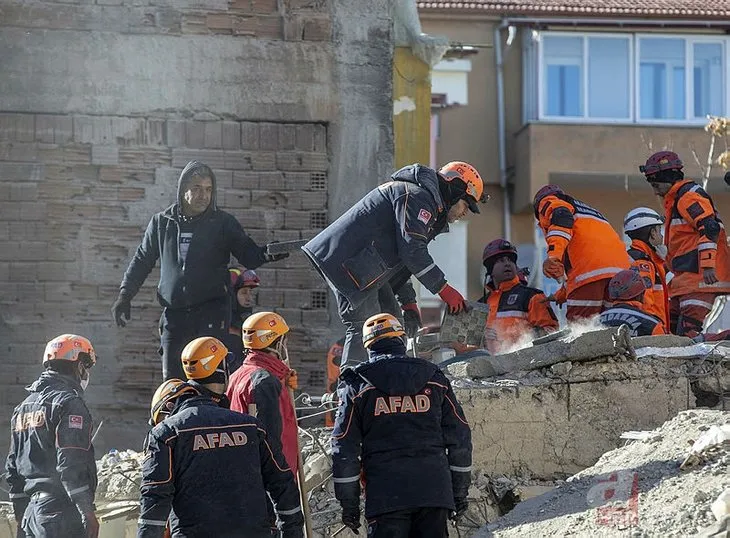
477;409;730;538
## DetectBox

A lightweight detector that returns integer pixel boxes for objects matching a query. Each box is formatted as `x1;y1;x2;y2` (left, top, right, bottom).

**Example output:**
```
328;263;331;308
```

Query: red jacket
227;351;298;474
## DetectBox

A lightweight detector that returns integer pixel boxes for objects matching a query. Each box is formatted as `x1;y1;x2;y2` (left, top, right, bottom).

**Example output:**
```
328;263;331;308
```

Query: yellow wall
393;47;431;169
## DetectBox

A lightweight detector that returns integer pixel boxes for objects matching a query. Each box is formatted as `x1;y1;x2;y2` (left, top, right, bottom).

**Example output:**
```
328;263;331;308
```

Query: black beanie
368;337;407;358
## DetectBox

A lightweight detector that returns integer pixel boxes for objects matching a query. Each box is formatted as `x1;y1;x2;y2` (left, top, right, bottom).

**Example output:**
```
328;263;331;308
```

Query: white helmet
624;207;664;233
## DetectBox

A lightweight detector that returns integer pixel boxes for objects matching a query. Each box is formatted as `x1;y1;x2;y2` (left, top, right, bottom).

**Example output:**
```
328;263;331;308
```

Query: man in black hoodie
111;161;288;380
303;161;487;368
332;313;472;537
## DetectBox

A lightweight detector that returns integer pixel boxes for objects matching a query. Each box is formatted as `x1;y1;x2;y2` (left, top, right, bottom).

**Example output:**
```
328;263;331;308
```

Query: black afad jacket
331;355;472;518
120;161;267;309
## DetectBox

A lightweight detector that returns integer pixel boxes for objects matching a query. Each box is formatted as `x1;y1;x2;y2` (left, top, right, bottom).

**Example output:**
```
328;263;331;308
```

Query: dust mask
80;369;90;391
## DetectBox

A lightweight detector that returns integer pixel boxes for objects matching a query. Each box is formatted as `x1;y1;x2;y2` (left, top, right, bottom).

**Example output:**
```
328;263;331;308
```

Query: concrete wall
0;0;394;454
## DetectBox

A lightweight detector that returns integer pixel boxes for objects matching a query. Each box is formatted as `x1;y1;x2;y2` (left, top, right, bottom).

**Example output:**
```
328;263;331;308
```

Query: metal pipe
494;20;512;242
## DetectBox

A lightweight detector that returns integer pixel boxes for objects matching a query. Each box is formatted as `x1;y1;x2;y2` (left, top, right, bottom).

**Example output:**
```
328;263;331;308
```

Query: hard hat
482;239;518;272
43;334;96;368
639;151;683;178
181;337;229;380
608;270;647;302
229;266;260;290
149;379;199;426
623;207;664;233
439;161;486;213
242;312;290;350
533;184;563;210
362;313;406;349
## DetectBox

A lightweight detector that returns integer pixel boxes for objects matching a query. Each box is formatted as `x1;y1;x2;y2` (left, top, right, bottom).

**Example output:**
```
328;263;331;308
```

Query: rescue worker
5;334;99;538
180;336;231;408
111;160;289;380
623;207;670;328
332;313;472;537
226;266;261;373
640;151;730;337
599;270;666;336
227;312;299;475
534;185;630;321
303;162;487;368
478;239;558;353
138;369;304;537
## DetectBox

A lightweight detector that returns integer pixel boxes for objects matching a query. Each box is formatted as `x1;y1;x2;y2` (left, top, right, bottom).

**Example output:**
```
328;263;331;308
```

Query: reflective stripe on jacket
536;194;630;295
663;179;730;297
599;301;667;336
628;240;670;328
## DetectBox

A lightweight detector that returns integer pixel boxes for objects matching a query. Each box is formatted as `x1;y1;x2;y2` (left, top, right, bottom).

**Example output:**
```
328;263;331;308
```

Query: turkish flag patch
69;415;84;429
417;208;432;224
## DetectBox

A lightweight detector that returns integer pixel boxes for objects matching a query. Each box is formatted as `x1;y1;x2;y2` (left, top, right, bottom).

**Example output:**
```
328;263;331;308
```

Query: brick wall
0;0;394;454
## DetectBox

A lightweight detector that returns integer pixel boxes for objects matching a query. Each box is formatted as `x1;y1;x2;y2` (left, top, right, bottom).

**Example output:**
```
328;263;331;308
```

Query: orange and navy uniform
663;179;730;296
627;239;669;328
536;193;630;314
478;276;558;354
599;301;667;337
663;179;730;335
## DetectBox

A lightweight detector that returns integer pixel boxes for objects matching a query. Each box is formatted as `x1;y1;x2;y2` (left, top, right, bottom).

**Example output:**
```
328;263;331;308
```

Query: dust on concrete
476;409;730;538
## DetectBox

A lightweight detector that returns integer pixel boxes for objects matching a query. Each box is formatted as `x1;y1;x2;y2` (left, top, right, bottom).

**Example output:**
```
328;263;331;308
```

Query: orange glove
542;257;565;280
438;284;468;314
286;369;298;390
553;286;567;305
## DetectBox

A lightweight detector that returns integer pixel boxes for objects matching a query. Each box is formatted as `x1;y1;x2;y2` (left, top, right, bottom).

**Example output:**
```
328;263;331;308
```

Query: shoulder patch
68;415;84;429
417;208;432;224
686;202;705;219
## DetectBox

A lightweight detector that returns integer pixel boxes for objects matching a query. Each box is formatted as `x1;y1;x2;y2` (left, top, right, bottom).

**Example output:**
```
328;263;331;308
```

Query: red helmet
229;267;260;290
533;185;563;210
608;270;646;301
639;151;683;177
482;239;518;272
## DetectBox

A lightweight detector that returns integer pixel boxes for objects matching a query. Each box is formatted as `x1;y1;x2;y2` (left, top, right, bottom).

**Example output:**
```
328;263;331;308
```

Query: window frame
534;30;728;126
538;31;634;124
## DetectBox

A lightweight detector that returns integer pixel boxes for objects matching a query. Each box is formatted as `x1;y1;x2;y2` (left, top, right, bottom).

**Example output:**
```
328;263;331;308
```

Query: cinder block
233;15;282;39
171;149;226;168
0;163;44;182
146;119;166;145
181;14;208;34
259;123;279;150
91;145;119;165
10;184;37;202
284;210;310;229
276;151;328;172
284;289;311;309
301;309;330;327
212;169;233;189
278;267;320;288
166;119;186;147
301;15;332;41
18;202;47;221
240;122;259;150
300;191;327;210
74;116;113;144
294;124;314;151
35;115;56;144
313;124;327;152
118;187;146;202
223;190;251;209
110;117;146;145
275;308;302;325
0;261;8;280
229;0;278;13
206;13;233;32
204;122;222;149
232;171;260;189
221;122;240;150
10;262;38;281
278;124;296;150
185;121;206;149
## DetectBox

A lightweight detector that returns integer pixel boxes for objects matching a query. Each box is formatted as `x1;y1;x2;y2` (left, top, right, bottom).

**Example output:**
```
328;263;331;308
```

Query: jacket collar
244;350;291;378
494;275;521;293
27;370;83;394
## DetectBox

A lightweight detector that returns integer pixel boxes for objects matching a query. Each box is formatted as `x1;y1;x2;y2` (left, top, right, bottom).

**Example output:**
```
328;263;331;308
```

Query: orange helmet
242;312;290;350
181;337;229;380
43;334;96;368
149;379;199;426
439;161;486;213
362;313;406;349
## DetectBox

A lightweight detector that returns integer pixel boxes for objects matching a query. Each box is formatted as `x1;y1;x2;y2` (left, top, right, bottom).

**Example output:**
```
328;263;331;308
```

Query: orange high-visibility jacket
628;239;670;328
663;179;730;297
537;194;630;295
479;276;559;354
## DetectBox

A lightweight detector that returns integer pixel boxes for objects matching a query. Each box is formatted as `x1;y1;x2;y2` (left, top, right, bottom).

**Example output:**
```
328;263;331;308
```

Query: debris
711;489;730;521
681;424;730;469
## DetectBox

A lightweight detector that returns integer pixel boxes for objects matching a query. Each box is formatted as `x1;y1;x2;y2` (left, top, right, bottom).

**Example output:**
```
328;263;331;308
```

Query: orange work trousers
565;278;612;322
669;293;718;337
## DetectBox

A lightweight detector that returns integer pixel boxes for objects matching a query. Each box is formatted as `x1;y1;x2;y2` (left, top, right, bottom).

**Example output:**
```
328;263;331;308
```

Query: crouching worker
599;270;666;336
479;239;558;353
332;314;472;538
5;335;99;538
138;342;304;538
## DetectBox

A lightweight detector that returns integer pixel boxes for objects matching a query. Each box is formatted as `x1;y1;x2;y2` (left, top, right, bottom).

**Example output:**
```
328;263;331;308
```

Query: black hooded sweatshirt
332;351;472;518
120;161;267;309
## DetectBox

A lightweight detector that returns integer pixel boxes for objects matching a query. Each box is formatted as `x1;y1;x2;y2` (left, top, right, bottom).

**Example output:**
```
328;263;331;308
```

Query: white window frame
534;31;728;126
538;32;634;124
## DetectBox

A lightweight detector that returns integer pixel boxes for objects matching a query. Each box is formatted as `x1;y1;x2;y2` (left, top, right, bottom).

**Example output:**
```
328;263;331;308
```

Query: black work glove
341;503;361;534
401;303;422;339
451;497;469;521
111;293;131;328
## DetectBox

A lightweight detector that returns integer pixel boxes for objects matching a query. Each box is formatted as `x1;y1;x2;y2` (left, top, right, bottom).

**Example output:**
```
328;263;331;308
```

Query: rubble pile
96;449;146;502
477;409;730;538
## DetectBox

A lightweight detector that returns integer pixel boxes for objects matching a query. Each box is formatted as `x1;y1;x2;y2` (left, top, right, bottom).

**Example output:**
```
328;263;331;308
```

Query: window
533;31;728;124
541;34;631;120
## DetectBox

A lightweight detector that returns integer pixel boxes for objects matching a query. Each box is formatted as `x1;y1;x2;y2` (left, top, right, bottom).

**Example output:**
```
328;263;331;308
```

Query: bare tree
690;115;730;190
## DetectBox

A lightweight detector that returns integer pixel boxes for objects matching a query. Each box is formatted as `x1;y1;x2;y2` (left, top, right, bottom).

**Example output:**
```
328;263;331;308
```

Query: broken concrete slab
446;327;632;379
632;334;694;349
